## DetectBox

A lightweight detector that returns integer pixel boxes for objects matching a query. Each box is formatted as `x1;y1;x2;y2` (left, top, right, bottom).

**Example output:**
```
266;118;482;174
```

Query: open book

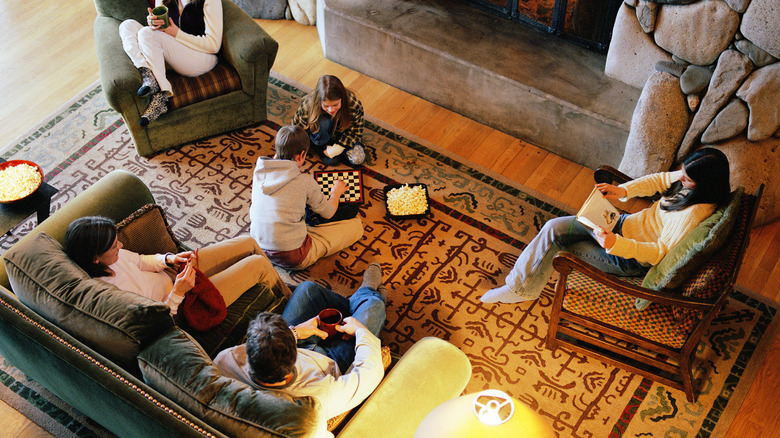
576;187;620;232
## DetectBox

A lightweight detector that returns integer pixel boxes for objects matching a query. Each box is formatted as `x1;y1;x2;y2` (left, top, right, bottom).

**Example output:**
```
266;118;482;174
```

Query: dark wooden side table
0;159;58;235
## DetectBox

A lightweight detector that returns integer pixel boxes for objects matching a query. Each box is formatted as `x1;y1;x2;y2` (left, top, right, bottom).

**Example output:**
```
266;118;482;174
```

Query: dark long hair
63;216;117;277
661;147;731;211
245;312;297;385
305;75;353;133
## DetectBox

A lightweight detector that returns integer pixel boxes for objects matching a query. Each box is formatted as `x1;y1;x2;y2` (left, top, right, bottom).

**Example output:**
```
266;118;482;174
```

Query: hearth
463;0;622;52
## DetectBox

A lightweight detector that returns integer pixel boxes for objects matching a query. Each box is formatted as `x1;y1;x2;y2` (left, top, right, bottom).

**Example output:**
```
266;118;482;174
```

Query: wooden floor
1;0;778;436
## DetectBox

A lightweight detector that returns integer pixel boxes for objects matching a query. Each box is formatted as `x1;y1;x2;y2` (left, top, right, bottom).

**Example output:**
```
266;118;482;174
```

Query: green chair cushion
642;187;744;292
3;233;174;372
137;328;322;437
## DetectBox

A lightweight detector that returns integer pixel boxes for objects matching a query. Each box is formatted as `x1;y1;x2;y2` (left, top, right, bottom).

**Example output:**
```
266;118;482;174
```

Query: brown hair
304;75;353;133
245;312;297;384
274;125;310;160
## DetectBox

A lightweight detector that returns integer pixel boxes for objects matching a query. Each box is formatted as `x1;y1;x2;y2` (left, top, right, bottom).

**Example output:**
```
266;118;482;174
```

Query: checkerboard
314;169;364;203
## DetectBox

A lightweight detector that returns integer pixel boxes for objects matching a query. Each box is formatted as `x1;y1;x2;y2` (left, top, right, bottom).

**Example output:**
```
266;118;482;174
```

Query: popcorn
0;163;42;202
386;184;428;216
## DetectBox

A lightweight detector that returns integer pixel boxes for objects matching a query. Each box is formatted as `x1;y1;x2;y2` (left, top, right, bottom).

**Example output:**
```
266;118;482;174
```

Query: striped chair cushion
168;61;242;110
562;273;696;348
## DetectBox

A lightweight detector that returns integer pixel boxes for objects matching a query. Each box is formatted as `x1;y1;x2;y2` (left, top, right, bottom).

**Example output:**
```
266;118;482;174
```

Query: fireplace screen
466;0;622;53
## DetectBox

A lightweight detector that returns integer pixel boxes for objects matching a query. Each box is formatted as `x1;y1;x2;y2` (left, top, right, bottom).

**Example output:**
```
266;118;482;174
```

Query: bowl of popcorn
0;160;44;204
383;183;431;220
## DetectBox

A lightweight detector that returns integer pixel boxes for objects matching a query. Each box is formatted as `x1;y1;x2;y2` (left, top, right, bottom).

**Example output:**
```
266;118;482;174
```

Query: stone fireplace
316;0;641;170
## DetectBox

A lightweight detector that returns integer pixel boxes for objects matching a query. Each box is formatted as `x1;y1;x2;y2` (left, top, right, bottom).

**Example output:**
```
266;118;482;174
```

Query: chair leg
545;277;567;350
680;355;697;403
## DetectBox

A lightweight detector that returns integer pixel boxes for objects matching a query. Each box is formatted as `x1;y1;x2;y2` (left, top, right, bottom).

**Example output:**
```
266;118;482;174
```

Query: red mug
317;308;343;338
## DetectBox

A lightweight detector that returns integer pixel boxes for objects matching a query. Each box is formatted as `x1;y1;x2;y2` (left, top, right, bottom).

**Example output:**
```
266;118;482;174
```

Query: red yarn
180;266;227;332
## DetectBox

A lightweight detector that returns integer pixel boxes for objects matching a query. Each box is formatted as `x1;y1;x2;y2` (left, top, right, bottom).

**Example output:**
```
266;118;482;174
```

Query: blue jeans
307;115;365;166
504;214;649;299
282;281;386;373
308;115;342;166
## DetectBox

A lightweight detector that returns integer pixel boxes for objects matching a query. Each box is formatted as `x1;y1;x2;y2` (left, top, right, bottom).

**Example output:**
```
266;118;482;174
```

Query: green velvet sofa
93;0;278;156
0;170;472;437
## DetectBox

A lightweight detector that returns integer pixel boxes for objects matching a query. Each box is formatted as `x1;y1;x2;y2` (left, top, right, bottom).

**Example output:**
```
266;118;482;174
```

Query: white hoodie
249;158;335;251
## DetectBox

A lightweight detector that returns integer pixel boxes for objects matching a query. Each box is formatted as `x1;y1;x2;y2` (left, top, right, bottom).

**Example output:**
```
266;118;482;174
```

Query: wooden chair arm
552;251;715;311
594;165;633;185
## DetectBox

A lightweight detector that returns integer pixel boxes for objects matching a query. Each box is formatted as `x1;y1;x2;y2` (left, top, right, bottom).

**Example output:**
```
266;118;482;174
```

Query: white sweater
98;249;184;314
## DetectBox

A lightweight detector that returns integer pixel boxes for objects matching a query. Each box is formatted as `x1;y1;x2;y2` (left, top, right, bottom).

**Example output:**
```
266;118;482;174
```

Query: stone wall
605;0;779;226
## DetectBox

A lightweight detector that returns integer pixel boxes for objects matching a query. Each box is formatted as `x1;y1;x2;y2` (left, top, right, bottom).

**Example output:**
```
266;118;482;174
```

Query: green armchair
93;0;278;156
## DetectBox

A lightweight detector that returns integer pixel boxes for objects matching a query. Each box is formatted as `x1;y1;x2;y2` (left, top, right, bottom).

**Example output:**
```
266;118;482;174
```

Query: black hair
245;312;298;385
63;216;117;277
661;147;731;211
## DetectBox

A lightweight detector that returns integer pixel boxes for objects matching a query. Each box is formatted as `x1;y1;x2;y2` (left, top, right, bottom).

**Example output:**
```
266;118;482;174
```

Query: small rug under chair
0;72;777;438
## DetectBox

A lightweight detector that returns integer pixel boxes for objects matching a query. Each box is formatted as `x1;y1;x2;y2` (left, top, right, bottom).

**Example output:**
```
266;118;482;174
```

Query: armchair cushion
168;61;242;110
641;187;744;292
563;272;695;348
3;232;174;372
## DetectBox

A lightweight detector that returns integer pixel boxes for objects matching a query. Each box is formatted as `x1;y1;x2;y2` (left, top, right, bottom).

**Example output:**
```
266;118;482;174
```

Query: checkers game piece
314;169;364;203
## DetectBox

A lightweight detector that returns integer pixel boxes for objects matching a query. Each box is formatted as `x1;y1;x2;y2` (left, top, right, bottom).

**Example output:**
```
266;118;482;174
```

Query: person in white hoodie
249;125;364;270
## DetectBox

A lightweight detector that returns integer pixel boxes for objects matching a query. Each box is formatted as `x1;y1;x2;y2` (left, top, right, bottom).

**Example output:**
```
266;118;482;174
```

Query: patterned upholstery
168;61;242;110
561;195;753;349
562;273;695;348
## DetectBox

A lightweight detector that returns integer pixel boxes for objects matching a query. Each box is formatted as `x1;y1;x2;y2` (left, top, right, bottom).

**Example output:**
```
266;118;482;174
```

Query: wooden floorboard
0;1;777;436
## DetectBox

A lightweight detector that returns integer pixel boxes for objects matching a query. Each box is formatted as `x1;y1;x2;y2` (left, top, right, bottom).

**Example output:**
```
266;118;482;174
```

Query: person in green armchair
118;0;223;126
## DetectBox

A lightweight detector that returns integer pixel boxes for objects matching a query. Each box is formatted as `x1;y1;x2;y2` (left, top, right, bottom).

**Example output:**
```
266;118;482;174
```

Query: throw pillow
641;187;744;293
3;233;174;372
116;203;182;255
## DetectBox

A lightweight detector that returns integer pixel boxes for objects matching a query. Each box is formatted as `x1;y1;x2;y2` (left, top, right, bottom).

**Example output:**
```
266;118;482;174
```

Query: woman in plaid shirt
292;75;366;166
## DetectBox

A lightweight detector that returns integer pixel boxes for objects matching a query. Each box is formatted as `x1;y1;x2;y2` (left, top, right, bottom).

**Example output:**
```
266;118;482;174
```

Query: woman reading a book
292;75;366;167
481;147;731;305
118;0;223;126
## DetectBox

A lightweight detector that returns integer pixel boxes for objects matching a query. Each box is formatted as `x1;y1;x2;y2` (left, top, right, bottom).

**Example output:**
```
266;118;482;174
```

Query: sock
360;262;382;290
137;67;160;98
139;93;169;127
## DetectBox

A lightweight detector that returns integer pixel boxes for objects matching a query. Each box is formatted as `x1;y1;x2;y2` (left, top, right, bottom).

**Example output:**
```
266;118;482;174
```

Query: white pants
119;20;218;95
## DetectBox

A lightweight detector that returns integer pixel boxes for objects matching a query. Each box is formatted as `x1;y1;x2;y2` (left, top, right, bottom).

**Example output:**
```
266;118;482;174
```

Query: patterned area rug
1;73;777;438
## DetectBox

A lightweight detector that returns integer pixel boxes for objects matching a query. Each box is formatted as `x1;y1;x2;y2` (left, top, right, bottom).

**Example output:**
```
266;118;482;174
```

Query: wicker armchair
546;166;763;402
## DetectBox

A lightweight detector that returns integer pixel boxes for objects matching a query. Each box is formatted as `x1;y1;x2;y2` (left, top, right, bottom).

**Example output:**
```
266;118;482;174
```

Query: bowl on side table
0;160;44;204
0;159;57;235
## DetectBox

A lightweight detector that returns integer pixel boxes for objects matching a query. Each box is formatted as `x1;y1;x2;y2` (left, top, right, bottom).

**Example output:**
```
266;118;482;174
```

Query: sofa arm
220;0;278;71
338;337;472;438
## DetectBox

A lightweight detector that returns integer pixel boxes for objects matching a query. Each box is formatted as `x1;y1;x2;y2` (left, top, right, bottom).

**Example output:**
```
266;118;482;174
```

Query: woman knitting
481;147;731;307
292;75;366;166
119;0;222;126
63;217;290;317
